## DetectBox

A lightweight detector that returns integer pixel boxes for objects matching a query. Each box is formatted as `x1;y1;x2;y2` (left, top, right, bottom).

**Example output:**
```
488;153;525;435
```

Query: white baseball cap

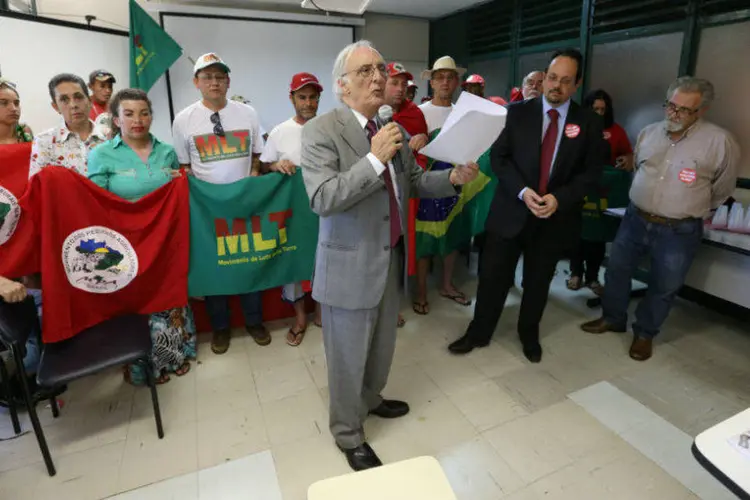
193;53;230;76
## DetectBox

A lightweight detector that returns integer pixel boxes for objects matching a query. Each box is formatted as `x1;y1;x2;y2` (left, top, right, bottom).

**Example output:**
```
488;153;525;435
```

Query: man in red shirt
384;62;431;326
88;70;116;120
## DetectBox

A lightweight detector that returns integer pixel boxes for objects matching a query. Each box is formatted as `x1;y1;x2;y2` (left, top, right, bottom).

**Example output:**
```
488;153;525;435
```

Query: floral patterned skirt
128;305;197;385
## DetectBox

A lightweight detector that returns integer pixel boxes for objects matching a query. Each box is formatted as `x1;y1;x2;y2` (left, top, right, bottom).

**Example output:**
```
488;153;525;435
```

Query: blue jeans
602;205;703;339
204;293;263;332
23;289;43;373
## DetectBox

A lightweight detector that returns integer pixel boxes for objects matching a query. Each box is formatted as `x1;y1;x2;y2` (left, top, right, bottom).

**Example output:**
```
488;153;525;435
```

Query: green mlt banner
188;172;318;297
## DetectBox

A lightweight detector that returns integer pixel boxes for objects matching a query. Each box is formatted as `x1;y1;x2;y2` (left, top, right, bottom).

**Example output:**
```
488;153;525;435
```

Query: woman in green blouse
88;88;196;385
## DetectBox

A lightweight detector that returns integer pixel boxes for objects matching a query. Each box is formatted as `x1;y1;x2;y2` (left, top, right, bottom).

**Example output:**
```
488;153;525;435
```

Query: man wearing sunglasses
172;53;269;354
582;76;739;361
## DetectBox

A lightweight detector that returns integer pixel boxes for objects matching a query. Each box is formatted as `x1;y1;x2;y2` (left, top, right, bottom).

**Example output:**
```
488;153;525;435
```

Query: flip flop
174;361;191;377
397;315;406;328
439;290;472;306
412;301;429;315
287;326;307;347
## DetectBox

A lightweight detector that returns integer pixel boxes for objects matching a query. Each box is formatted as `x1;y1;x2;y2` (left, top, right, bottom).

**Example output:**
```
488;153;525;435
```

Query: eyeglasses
545;74;574;86
342;64;387;80
663;100;700;116
198;74;228;83
210;112;225;137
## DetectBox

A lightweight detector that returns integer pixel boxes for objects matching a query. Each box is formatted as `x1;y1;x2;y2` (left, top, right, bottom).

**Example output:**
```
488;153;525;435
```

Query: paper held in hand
420;91;507;165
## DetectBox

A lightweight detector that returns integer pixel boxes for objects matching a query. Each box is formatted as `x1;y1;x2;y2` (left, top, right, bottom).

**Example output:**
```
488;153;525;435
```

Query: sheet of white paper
604;207;627;218
420;91;507;165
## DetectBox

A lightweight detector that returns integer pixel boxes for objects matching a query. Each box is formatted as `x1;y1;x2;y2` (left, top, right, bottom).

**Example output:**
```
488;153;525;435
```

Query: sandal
412;301;429;315
587;281;604;296
313;319;322;328
397;314;406;328
174;361;191;377
156;373;171;385
286;325;307;347
439;290;472;306
566;276;583;291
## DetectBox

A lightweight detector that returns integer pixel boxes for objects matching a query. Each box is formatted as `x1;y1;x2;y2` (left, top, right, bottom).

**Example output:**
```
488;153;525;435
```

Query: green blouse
87;134;179;202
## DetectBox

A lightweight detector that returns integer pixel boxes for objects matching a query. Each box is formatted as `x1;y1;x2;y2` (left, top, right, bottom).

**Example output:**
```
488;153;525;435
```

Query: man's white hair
332;40;380;102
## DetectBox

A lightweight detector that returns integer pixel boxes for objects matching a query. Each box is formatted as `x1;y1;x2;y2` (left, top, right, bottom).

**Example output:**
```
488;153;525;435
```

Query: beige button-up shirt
630;119;740;219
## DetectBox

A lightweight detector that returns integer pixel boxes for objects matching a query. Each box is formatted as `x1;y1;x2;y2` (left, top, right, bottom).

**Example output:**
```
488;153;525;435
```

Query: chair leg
49;397;60;418
12;347;55;476
143;359;164;439
0;357;21;434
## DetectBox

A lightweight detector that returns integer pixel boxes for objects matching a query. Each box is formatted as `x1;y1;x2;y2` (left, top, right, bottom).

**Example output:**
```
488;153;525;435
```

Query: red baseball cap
290;73;323;93
386;62;414;81
462;74;485;87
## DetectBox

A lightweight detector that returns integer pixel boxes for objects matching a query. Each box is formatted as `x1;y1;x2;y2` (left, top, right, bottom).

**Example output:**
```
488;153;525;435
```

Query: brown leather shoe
629;336;652;361
211;328;231;354
247;324;271;346
580;317;626;334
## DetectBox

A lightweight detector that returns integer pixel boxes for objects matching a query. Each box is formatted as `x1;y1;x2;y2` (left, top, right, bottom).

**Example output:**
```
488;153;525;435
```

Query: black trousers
466;226;562;348
569;239;607;283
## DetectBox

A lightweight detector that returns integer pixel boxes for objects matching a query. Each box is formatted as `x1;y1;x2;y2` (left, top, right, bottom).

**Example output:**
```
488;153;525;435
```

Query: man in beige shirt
581;76;739;361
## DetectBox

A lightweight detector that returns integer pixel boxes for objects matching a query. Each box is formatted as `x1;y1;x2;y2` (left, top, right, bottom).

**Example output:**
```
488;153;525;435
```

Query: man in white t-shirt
260;72;323;347
172;52;269;355
413;56;472;316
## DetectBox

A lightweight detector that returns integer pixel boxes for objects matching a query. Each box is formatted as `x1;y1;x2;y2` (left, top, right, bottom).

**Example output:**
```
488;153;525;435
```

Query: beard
664;119;684;133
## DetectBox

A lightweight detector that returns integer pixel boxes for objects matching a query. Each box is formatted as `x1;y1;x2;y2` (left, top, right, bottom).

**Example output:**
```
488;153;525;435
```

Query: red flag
22;167;189;343
0;143;39;278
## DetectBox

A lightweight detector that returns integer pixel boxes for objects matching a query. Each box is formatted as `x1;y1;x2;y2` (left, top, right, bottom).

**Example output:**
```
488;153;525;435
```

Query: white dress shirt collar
542;95;571;122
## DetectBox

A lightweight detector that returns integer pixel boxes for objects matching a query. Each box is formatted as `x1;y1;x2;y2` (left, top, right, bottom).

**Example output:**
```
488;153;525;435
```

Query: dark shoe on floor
580;317;626;334
523;344;542;363
247;324;271;346
448;334;489;355
211;328;231;354
369;399;409;419
629;336;653;361
337;442;383;471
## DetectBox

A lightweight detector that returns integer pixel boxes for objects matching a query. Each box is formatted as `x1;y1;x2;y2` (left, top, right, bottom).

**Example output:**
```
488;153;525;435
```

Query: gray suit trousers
321;246;401;449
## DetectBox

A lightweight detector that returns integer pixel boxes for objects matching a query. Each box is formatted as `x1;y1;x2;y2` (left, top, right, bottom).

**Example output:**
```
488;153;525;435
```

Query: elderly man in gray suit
300;40;478;471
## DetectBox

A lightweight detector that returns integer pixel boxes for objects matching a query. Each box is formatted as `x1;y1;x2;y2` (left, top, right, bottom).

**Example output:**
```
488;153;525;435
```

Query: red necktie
366;120;402;247
539;109;559;195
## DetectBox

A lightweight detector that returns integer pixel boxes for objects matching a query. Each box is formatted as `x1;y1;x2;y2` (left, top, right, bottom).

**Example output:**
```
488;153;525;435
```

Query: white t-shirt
260;118;303;166
172;100;264;184
418;101;454;134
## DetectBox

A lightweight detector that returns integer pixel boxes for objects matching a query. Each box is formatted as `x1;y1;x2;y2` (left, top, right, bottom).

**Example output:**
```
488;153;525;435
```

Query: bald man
522;71;544;100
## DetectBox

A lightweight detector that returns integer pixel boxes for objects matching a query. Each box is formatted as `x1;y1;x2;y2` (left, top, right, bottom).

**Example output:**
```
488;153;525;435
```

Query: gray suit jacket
301;106;456;310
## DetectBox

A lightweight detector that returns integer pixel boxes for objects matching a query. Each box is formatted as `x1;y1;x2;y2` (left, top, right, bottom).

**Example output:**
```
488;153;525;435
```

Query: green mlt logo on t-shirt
194;130;251;163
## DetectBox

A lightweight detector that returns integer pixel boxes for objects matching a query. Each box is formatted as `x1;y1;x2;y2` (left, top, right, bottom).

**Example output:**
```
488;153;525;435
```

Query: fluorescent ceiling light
300;0;371;15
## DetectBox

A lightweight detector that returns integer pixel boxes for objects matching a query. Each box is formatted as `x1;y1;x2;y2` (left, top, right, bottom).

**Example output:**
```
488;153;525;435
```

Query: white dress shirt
350;108;403;211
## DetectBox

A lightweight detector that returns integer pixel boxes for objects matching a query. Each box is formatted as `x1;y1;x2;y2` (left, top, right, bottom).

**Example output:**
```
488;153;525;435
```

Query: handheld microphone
377;104;411;139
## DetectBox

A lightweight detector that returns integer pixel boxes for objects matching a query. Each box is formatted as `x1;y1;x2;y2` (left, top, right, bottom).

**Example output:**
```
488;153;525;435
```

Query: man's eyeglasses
210;112;225;137
341;64;387;80
663;100;700;116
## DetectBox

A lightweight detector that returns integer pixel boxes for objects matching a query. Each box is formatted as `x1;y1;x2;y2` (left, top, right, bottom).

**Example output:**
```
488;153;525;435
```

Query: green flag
188;172;319;297
129;0;183;91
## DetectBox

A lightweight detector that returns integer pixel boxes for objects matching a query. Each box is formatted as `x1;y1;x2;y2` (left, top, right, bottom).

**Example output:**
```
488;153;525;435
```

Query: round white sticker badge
62;226;139;294
565;124;581;138
0;186;21;246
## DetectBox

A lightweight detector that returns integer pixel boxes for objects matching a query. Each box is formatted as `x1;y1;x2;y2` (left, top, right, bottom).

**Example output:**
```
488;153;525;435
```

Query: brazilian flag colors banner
187;173;318;297
415;132;494;259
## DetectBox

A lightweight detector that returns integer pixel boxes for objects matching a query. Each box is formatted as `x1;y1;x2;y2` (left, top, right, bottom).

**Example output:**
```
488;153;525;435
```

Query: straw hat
421;56;467;80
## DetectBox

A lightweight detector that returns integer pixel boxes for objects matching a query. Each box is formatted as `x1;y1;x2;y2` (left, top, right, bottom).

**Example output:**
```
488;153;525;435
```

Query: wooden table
692;408;750;499
307;456;457;500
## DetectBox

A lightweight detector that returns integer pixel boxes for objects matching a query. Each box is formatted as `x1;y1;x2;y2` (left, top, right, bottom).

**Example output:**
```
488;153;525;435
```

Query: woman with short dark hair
87;88;196;385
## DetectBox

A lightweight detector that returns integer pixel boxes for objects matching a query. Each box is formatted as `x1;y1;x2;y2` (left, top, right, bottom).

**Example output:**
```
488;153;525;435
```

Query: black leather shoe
448;334;489;355
523;345;543;363
369;399;409;418
337;442;383;471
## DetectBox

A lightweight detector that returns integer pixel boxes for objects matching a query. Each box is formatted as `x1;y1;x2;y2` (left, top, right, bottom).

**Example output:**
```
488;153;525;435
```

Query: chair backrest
0;296;38;349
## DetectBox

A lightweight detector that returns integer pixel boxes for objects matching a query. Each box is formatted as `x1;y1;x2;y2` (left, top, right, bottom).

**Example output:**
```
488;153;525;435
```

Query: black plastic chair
0;299;165;476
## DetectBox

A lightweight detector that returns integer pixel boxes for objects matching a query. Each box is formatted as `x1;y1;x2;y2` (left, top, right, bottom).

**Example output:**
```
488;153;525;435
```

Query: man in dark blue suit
449;48;607;362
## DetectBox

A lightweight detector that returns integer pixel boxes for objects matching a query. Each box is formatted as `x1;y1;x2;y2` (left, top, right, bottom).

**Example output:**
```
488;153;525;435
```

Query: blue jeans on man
601;205;703;339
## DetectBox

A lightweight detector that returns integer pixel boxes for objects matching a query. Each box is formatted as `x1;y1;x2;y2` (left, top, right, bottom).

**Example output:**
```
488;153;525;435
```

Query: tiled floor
1;262;749;499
